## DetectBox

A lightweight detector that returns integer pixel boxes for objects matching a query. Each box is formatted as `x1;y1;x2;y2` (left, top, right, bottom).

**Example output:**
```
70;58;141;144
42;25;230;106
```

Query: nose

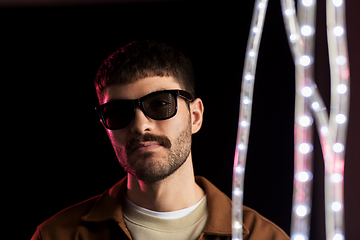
129;107;154;134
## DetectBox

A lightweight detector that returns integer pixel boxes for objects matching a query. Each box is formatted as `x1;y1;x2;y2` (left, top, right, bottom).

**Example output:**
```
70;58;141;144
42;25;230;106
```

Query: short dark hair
94;40;195;102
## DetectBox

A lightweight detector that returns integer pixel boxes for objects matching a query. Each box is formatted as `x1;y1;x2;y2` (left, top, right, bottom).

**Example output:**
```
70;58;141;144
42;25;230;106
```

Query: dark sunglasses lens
143;92;177;119
102;101;133;129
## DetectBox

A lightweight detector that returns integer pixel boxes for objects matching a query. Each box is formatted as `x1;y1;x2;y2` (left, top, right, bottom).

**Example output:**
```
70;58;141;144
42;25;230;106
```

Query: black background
1;0;359;239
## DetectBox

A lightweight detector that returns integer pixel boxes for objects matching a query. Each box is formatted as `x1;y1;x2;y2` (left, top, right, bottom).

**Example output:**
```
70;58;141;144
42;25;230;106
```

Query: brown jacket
31;176;290;240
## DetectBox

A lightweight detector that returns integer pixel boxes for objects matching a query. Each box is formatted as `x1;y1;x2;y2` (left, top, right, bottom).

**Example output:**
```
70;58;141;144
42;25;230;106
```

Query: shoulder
42;195;100;227
32;177;129;240
195;176;289;240
32;195;101;240
243;206;290;240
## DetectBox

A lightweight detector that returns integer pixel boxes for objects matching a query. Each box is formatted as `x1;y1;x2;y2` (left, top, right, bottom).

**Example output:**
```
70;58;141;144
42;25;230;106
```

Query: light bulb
243;97;252;105
235;165;244;173
311;102;320;111
333;143;344;153
295;205;309;217
335;114;347;124
331;201;342;211
302;0;314;6
233;221;241;229
336;84;347;94
240;120;250;127
245;73;254;81
330;173;343;183
290;34;299;43
301;25;313;36
299;116;312;127
320;126;329;135
292;234;307;240
336;56;347;65
258;2;266;9
296;171;313;182
299;143;312;154
333;233;344;240
301;86;313;97
299;55;311;66
332;0;343;7
233;187;242;196
333;26;344;36
285;9;296;16
237;143;247;151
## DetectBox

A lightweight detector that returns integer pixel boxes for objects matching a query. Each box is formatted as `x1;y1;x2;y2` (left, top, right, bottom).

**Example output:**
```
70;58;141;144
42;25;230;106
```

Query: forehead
101;76;182;104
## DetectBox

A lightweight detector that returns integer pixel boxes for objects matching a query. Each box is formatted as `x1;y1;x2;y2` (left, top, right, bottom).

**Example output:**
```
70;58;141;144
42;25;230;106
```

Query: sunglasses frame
95;89;193;130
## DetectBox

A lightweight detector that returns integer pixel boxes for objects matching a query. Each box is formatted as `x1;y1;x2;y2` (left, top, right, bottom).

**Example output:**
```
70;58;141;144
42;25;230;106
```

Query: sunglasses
95;90;193;130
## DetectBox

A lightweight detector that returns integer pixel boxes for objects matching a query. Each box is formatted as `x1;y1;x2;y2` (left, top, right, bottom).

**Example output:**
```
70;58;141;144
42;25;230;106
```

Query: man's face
101;76;194;183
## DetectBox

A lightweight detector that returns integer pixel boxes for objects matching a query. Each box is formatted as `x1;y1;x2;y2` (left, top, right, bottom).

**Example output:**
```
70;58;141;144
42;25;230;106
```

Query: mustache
125;133;172;153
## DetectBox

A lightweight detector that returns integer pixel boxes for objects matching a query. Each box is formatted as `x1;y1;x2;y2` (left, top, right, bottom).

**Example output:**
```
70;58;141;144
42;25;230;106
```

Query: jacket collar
194;176;249;236
81;176;249;236
81;177;127;223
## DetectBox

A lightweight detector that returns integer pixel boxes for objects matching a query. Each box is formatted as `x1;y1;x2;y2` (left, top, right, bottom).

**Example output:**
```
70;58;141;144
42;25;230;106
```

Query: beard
113;121;192;184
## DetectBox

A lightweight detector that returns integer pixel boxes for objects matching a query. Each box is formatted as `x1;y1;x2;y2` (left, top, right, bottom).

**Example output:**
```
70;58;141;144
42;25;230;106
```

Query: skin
101;76;205;212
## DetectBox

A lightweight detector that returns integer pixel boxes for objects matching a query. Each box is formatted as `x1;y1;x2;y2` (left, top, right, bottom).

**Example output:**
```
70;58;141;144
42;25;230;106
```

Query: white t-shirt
122;196;208;240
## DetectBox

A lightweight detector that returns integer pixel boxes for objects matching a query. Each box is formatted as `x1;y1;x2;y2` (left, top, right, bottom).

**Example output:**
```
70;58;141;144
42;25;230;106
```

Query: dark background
1;0;359;239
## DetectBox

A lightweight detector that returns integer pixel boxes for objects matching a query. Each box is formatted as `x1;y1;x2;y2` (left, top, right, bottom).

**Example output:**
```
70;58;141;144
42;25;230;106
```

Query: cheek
106;129;128;146
163;110;191;138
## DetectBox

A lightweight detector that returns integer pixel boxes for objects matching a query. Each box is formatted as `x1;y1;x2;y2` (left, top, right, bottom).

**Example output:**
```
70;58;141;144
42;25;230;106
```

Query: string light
242;97;252;105
311;101;320;110
249;50;256;57
292;234;307;240
252;27;259;33
285;9;296;16
299;116;313;127
332;143;344;153
236;165;244;174
335;56;347;65
295;171;313;182
299;143;313;154
332;0;343;7
234;0;349;239
244;73;254;81
280;0;349;239
295;204;310;217
237;143;247;151
336;84;347;94
302;0;314;7
232;0;268;239
330;173;343;183
301;25;314;36
331;201;342;212
299;55;312;66
333;26;344;36
240;120;250;127
333;233;345;240
335;114;347;124
321;126;329;135
301;86;313;97
290;34;300;43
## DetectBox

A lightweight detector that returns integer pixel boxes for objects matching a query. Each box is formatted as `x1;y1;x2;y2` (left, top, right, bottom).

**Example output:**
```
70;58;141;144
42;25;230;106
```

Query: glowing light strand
280;0;316;239
279;0;350;239
233;0;349;239
232;0;268;239
325;0;349;239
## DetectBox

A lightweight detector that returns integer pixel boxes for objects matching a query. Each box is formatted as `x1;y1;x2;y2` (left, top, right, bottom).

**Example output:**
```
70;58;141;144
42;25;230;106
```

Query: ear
190;98;204;134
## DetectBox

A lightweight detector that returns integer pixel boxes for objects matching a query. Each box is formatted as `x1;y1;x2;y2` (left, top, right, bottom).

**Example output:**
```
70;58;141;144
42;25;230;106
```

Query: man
32;40;290;240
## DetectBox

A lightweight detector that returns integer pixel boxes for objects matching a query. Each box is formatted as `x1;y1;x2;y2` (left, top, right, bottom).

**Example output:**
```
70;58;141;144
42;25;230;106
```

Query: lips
130;141;162;153
126;133;172;154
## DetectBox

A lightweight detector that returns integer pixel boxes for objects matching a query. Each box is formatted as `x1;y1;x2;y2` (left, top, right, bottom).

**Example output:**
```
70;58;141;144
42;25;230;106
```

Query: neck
126;153;205;212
